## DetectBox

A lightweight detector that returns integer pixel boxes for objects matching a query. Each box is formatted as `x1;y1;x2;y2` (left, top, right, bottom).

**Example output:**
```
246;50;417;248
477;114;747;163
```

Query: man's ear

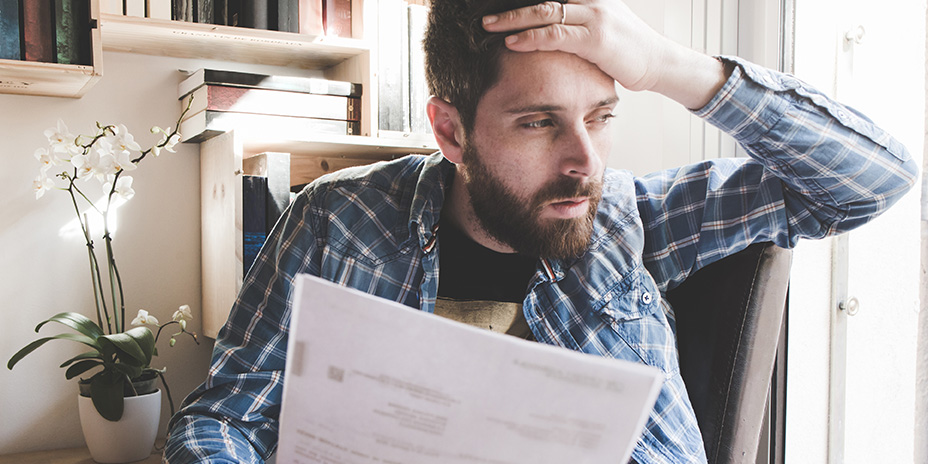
426;96;465;164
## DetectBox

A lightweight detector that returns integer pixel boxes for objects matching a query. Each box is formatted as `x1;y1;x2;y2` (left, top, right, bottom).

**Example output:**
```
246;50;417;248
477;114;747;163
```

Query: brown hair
424;0;546;132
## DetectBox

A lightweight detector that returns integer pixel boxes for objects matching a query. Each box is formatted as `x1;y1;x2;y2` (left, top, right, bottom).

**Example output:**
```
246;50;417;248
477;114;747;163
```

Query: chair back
667;242;792;464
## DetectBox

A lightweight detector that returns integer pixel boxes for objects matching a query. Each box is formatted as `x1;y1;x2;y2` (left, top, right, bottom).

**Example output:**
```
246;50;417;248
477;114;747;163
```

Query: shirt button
603;292;613;302
641;292;653;305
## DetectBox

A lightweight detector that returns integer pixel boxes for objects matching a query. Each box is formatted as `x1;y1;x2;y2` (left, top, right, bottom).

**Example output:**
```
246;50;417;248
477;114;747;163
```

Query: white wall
0;51;320;454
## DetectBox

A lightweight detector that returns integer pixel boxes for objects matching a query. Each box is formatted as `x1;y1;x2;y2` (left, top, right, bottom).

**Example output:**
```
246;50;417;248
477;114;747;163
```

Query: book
182;84;361;122
377;0;410;132
277;0;299;33
298;0;323;35
22;1;55;63
239;0;269;29
0;0;21;60
407;4;431;134
226;0;241;25
125;0;145;17
195;0;214;24
323;0;350;37
147;0;173;19
178;68;362;99
180;110;361;143
242;175;267;276
54;0;91;65
243;152;292;234
101;0;123;14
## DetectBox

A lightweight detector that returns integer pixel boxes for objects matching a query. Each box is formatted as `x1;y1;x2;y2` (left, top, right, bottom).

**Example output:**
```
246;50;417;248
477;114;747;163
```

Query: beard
458;141;602;260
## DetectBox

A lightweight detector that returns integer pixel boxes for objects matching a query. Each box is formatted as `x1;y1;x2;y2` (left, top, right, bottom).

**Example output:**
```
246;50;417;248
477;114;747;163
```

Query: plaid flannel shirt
164;57;917;463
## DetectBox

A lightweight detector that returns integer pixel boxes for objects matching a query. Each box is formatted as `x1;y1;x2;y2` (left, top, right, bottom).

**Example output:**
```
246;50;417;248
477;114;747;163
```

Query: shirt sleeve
637;56;918;292
164;189;323;463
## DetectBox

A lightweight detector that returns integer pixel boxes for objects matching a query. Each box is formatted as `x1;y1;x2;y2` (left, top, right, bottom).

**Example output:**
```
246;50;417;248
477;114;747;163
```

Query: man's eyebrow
503;97;620;115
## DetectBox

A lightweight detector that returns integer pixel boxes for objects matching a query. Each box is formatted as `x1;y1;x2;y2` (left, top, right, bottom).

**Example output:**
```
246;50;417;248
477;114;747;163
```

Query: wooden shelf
0;59;101;98
237;133;437;159
100;14;370;69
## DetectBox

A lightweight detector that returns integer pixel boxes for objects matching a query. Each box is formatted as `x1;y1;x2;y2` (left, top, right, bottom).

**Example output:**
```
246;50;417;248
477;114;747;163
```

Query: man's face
458;51;618;259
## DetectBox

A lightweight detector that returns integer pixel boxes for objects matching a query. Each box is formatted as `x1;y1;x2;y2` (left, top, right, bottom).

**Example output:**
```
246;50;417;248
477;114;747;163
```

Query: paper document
278;274;663;464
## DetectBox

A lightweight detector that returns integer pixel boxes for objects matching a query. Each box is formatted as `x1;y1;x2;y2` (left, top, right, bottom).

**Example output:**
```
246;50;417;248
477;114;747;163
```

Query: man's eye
591;113;616;124
522;119;554;129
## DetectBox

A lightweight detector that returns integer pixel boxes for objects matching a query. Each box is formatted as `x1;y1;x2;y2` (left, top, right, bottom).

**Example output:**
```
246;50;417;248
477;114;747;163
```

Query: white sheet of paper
278;274;663;464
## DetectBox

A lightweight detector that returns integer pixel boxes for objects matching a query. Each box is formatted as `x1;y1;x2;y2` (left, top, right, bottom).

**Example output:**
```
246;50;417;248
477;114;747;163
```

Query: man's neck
445;167;518;255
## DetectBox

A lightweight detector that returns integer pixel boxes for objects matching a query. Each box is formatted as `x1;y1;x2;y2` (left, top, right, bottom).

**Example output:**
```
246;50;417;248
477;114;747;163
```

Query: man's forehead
487;50;618;112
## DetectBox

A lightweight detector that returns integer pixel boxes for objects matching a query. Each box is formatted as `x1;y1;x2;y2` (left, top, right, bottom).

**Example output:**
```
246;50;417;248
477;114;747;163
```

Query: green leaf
111;362;142;381
65;359;103;379
59;351;104;368
7;333;102;370
99;328;153;366
90;371;124;421
35;312;104;339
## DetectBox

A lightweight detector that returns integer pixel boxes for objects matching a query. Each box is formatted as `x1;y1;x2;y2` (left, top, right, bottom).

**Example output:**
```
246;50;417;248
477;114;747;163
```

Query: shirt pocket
594;268;680;377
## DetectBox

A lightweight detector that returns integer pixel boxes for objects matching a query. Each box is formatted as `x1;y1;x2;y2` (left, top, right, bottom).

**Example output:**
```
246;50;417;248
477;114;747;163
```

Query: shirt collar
409;152;455;253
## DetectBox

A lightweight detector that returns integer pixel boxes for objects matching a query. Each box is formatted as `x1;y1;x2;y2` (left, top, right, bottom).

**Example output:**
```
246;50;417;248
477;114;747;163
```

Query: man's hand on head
482;0;731;110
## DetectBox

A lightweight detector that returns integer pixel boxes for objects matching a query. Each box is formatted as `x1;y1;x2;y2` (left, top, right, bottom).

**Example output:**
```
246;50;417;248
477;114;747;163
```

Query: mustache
531;176;602;207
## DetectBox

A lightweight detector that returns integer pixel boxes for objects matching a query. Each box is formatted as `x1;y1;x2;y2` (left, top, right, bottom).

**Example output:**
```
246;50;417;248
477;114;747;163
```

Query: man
165;0;917;462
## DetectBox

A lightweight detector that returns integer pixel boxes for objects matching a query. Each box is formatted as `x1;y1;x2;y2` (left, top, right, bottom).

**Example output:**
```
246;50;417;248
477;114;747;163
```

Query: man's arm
164;191;322;463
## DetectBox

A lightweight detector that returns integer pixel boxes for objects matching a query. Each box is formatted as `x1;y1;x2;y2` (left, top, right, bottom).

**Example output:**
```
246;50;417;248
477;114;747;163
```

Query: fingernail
505;35;519;45
483;15;498;25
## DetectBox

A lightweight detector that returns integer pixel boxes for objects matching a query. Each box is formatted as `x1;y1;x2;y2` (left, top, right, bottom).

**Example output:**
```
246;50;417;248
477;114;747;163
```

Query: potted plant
7;101;199;463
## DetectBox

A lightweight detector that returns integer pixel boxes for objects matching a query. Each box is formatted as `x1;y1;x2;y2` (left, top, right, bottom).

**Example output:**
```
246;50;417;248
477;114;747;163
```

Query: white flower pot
78;390;162;463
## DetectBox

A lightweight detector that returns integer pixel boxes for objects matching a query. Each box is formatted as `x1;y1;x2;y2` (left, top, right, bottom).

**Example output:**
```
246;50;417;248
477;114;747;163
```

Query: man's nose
558;124;602;179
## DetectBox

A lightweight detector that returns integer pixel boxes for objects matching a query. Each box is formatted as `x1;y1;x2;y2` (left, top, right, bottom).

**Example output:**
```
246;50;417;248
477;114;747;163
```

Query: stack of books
177;68;363;143
1;0;92;65
104;0;354;36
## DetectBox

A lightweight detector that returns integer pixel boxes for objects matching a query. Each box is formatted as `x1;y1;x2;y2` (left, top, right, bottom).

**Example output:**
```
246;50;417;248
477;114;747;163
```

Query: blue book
243;175;268;276
0;0;21;60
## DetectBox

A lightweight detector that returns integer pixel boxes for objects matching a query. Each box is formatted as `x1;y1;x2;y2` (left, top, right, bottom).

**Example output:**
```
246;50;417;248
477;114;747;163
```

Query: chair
666;242;792;464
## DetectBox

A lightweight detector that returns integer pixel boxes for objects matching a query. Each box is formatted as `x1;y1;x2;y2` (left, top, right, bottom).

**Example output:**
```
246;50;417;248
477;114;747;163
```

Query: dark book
239;0;268;29
53;0;91;65
226;0;240;26
378;0;410;132
242;175;267;276
277;0;298;33
407;4;431;134
0;0;21;60
323;0;350;37
196;0;214;23
180;110;362;143
183;84;361;121
298;0;322;35
243;152;292;234
22;1;55;63
178;68;362;99
213;0;228;25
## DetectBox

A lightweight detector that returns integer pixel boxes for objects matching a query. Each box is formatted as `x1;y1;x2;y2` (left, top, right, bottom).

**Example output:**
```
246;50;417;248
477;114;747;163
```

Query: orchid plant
8;101;200;422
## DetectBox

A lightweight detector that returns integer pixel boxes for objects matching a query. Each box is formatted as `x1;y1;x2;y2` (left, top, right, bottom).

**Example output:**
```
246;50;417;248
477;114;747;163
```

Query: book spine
240;0;268;29
0;0;21;60
147;0;173;19
179;69;362;98
323;0;350;37
125;0;145;17
298;0;322;35
242;175;267;276
181;111;361;143
407;4;430;134
263;152;291;233
278;0;298;33
188;85;362;121
22;1;55;63
101;0;123;14
54;0;75;64
196;0;213;23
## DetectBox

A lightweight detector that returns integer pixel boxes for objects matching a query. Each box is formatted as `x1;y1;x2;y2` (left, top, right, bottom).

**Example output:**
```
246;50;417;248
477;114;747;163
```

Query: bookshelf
0;0;103;98
5;1;437;338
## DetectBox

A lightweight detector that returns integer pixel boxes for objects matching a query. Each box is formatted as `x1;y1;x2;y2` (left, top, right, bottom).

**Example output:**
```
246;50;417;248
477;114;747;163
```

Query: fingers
503;24;590;54
483;1;593;31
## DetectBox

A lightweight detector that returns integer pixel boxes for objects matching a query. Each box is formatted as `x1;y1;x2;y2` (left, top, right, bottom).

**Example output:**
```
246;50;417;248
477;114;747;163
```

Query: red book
324;0;351;37
299;0;323;35
22;1;54;62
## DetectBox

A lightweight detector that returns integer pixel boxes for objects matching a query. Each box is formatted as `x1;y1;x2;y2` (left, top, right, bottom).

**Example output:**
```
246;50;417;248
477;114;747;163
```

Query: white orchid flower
152;132;180;157
103;176;135;201
130;309;160;326
93;152;118;182
172;304;193;322
112;149;137;173
34;147;57;171
71;152;96;179
33;174;55;199
44;119;80;155
111;124;142;154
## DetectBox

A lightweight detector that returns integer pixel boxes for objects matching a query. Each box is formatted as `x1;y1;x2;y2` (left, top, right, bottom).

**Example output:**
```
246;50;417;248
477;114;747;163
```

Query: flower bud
170;338;176;347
